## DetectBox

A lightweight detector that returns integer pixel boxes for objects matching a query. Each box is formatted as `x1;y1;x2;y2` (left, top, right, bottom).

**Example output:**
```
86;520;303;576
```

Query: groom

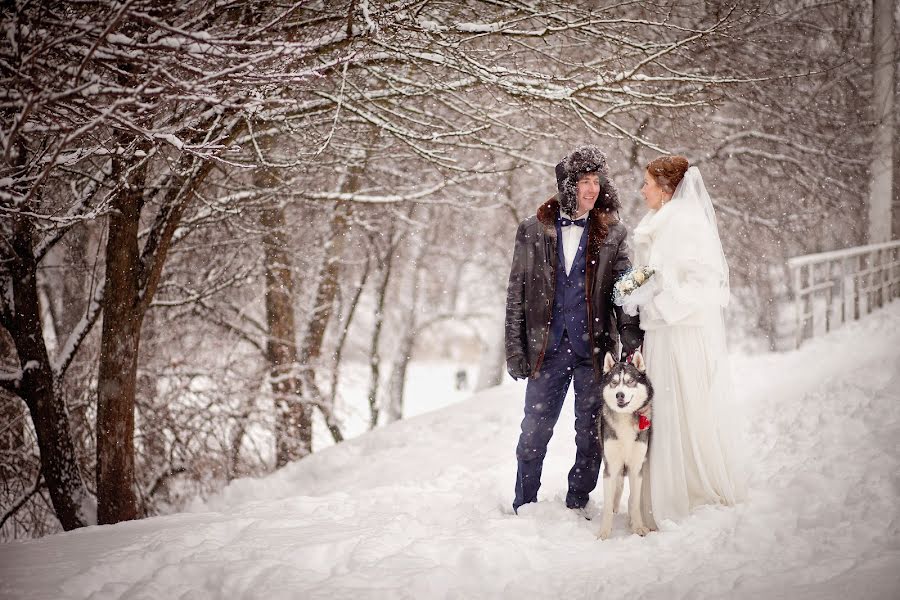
505;145;643;513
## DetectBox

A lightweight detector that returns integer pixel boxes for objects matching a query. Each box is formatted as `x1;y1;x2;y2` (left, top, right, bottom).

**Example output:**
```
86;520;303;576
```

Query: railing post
856;253;863;319
792;264;802;349
807;263;815;338
838;257;847;326
872;250;882;308
894;246;900;300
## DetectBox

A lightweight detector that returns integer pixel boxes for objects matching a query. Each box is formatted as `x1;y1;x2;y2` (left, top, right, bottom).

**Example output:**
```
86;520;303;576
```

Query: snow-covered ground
2;303;899;599
314;360;481;447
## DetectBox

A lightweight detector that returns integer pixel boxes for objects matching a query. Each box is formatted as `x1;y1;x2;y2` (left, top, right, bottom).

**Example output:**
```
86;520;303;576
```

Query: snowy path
2;304;899;599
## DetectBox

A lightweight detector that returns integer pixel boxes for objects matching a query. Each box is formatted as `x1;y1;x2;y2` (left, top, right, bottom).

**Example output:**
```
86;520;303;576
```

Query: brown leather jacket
504;197;643;379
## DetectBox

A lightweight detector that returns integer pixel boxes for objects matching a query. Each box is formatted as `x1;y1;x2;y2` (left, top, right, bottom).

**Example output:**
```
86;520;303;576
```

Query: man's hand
506;354;531;380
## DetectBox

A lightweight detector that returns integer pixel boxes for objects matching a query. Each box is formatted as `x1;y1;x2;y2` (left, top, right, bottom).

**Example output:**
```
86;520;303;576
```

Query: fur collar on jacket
536;196;618;259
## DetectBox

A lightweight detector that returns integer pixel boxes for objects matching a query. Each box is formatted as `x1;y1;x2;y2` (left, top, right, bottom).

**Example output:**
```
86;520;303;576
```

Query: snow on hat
565;144;610;179
555;144;620;215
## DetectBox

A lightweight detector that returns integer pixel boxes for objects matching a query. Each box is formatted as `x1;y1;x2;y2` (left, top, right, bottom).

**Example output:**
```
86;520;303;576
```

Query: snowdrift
2;303;899;599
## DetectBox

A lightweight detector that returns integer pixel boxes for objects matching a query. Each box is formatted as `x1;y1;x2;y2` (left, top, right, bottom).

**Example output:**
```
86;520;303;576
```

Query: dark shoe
570;506;591;520
565;498;586;509
512;500;531;515
568;498;598;520
565;491;590;510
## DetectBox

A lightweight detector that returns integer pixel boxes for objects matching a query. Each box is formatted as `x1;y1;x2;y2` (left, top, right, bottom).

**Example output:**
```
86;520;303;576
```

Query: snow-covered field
2;303;899;600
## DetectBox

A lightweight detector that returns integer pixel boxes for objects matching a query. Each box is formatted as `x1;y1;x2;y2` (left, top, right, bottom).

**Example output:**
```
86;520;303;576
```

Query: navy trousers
513;333;602;512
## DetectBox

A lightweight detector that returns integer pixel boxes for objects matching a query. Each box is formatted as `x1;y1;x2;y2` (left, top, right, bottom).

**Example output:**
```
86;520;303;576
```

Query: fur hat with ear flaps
555;145;621;217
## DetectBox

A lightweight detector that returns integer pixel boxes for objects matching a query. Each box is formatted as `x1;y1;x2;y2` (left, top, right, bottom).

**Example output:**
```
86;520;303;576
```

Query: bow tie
559;216;587;228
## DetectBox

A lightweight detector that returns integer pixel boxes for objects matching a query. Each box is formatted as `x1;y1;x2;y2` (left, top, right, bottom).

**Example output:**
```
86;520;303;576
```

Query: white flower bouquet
613;266;656;316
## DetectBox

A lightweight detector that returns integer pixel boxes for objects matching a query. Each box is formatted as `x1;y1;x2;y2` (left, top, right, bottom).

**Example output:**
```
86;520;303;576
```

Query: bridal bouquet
613;266;656;316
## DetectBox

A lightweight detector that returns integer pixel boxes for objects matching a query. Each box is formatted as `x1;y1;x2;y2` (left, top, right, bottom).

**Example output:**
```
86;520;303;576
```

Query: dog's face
601;352;651;414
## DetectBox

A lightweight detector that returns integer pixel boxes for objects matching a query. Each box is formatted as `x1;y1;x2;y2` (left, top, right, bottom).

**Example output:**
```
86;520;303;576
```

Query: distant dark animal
455;369;468;391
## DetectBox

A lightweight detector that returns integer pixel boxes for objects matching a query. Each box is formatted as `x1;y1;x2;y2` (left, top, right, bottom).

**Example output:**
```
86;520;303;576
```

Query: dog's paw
631;524;650;537
597;525;612;540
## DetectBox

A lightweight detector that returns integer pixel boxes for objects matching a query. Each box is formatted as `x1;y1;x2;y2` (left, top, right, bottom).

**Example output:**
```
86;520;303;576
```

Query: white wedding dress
631;167;746;529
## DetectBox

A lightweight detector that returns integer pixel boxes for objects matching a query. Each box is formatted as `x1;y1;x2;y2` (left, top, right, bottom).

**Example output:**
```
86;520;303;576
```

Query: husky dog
597;351;653;540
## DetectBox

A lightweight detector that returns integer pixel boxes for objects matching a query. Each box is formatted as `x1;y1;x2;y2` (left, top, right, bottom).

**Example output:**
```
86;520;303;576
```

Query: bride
630;156;746;529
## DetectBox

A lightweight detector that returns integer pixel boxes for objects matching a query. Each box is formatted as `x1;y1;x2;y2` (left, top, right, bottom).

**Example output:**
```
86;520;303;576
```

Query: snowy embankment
2;303;899;600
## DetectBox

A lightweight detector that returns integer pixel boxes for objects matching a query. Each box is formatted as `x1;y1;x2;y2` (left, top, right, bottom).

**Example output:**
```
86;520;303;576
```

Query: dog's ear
632;350;645;373
603;352;616;373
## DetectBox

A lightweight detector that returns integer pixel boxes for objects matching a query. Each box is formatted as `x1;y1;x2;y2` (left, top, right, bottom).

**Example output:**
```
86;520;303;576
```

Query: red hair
646;155;689;193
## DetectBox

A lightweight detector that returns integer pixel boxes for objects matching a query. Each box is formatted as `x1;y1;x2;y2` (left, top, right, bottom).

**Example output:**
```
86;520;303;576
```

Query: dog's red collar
638;414;651;431
636;406;651;431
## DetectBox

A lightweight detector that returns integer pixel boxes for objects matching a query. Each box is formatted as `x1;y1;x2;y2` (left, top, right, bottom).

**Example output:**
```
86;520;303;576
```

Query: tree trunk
301;209;347;366
0;391;24;454
0;332;24;454
868;0;895;242
261;202;311;467
298;142;372;442
367;227;397;429
228;411;248;482
385;326;414;424
756;267;780;352
474;317;506;391
384;231;428;423
327;256;371;429
475;179;519;392
298;205;350;444
93;140;224;524
2;208;93;530
95;162;144;525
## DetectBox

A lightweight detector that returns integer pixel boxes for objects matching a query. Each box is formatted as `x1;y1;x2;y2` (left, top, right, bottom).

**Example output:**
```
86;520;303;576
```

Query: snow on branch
301;180;452;204
52;279;105;384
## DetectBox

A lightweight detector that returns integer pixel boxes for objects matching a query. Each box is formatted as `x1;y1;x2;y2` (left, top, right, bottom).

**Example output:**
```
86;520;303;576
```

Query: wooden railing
787;240;900;348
